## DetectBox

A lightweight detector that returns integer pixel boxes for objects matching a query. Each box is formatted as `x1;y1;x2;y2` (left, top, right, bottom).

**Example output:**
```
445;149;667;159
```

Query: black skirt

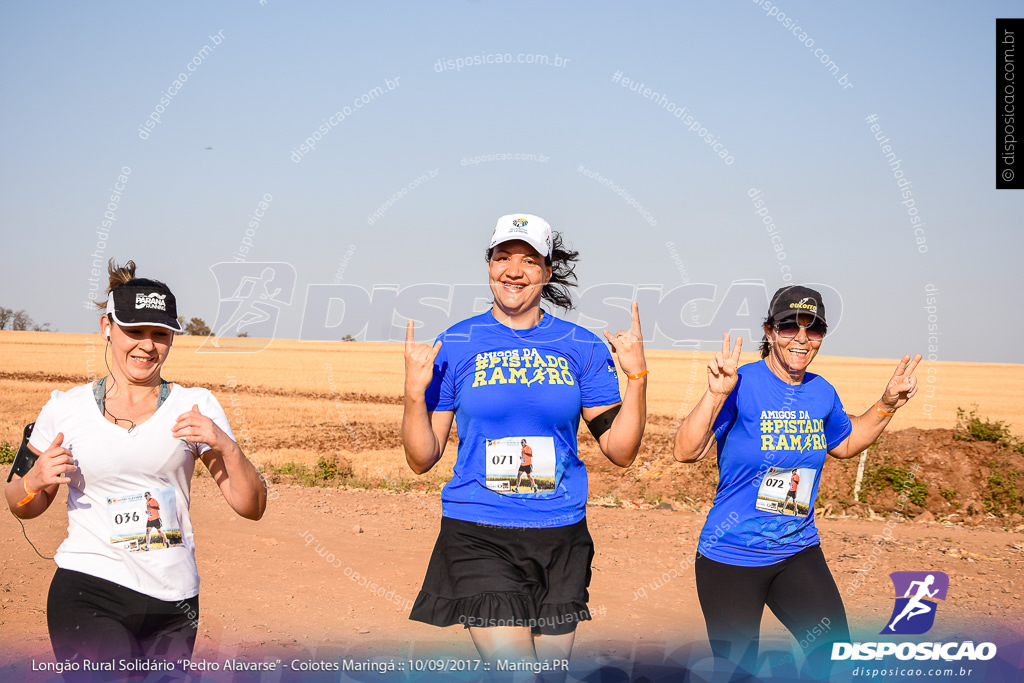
409;516;594;636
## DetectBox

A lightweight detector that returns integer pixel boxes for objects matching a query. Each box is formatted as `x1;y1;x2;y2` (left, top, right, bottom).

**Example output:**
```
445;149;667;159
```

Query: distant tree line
177;316;211;336
0;306;52;332
0;309;351;341
0;308;240;337
174;316;245;337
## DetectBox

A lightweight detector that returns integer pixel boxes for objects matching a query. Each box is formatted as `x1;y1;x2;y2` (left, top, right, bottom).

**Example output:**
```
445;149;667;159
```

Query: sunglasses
774;320;827;341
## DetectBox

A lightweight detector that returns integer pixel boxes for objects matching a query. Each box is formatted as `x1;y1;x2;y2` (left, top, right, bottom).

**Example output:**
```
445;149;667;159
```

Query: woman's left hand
604;302;647;377
878;354;923;413
173;405;230;450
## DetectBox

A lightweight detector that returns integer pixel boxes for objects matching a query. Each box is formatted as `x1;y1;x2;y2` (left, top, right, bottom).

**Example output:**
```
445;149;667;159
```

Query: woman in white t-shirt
5;260;267;673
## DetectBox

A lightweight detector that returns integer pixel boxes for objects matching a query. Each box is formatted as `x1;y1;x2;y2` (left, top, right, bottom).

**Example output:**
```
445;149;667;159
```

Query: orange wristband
17;479;39;507
875;402;896;418
627;369;649;380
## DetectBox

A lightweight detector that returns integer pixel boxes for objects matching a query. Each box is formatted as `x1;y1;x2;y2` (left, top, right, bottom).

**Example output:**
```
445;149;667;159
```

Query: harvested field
1;331;1022;680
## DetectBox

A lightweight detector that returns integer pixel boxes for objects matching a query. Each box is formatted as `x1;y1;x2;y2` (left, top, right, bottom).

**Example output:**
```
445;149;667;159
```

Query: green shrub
983;461;1024;517
862;464;928;507
939;487;961;509
271;461;309;477
265;461;313;486
264;457;353;487
0;441;16;465
955;405;1016;445
314;455;350;482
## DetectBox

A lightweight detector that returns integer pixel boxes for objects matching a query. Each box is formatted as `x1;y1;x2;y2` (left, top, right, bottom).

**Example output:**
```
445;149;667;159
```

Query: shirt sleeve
712;388;739;442
27;390;63;454
579;336;621;408
198;391;236;455
824;389;853;449
424;336;454;411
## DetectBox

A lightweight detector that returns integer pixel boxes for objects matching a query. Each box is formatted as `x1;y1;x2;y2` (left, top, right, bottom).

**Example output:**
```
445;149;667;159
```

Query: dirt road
3;477;1022;681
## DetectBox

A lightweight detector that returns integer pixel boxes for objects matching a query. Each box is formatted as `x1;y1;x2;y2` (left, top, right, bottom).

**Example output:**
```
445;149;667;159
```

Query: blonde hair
93;259;137;310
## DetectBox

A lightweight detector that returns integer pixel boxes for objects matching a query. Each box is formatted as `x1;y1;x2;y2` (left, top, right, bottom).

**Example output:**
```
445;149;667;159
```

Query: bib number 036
114;511;141;525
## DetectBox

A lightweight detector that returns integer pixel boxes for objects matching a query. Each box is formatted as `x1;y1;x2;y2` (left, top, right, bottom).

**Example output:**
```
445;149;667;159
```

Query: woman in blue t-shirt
403;213;648;665
673;285;921;674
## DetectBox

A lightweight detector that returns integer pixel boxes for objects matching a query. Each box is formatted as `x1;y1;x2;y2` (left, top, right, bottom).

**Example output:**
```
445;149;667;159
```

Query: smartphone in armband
6;423;37;482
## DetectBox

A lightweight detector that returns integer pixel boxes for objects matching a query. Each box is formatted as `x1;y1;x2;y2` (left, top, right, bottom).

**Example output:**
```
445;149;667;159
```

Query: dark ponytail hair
485;231;581;311
759;315;774;358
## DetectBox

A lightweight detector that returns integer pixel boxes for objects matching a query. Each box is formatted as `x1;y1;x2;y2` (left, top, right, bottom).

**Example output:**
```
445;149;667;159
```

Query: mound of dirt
583;427;1024;528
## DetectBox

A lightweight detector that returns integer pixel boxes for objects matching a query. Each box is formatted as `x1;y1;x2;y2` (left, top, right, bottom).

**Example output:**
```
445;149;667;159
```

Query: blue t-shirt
425;310;621;528
698;360;853;566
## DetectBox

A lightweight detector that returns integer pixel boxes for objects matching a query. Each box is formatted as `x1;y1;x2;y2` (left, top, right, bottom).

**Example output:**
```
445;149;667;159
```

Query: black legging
695;544;850;677
47;568;197;682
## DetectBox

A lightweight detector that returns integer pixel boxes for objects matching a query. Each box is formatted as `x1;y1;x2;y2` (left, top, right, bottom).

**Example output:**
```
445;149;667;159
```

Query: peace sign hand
405;320;442;396
708;332;742;397
878;353;922;413
603;302;646;377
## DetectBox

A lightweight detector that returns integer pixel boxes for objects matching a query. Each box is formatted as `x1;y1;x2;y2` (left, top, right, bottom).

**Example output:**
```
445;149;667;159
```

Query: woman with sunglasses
5;261;266;676
673;285;921;675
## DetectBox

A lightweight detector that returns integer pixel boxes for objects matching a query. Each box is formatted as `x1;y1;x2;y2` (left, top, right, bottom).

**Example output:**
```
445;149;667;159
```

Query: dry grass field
3;330;1023;516
2;330;1022;463
3;331;1024;680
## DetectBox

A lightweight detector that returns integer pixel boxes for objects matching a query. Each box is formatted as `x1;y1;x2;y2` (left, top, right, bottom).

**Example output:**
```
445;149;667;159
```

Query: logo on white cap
490;213;553;259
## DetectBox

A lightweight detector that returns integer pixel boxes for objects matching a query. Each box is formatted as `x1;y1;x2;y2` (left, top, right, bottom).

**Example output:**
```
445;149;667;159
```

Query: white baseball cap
489;213;553;259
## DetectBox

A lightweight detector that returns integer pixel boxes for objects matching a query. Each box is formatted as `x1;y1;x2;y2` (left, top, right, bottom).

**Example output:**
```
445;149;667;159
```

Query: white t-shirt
29;382;235;601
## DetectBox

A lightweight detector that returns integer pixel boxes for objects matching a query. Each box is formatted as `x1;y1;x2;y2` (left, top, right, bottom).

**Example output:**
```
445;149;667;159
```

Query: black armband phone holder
6;423;37;482
585;405;621;441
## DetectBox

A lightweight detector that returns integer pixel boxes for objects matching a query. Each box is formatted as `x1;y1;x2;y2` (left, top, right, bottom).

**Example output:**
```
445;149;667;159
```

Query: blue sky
1;1;1021;362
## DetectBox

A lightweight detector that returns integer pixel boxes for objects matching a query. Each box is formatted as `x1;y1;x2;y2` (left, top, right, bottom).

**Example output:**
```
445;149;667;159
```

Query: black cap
768;285;826;325
105;283;183;332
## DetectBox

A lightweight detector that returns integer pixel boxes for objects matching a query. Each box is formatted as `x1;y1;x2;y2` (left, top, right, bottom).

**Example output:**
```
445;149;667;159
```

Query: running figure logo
880;571;949;635
515;439;538;493
143;491;170;550
199;262;296;353
782;470;800;514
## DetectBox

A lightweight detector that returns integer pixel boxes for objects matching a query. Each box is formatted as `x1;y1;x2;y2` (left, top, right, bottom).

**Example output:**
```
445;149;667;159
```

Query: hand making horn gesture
405;319;442;397
603;302;647;379
708;332;743;397
876;353;923;414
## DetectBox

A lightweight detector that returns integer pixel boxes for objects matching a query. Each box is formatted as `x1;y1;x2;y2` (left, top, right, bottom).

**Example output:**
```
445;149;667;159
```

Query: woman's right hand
25;432;76;491
708;332;742;397
404;320;442;397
